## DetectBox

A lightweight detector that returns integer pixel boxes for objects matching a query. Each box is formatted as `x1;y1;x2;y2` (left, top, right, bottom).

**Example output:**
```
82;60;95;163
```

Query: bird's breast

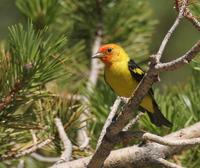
105;62;138;97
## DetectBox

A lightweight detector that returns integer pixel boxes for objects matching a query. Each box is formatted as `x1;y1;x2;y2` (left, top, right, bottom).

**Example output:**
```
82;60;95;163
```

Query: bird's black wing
128;59;172;127
128;59;145;81
128;59;154;96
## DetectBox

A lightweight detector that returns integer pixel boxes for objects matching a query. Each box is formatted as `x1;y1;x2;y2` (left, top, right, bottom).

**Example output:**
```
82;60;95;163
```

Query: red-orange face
92;44;123;65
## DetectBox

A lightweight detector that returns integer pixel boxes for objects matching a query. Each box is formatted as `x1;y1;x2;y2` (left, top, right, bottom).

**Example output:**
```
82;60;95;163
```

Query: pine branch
0;138;52;161
16;0;61;29
0;80;22;112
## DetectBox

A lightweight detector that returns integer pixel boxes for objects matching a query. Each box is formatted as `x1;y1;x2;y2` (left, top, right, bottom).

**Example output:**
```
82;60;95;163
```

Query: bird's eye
107;48;112;53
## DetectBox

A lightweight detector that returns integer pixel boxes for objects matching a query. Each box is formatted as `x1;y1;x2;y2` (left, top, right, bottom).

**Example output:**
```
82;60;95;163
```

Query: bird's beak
92;52;104;59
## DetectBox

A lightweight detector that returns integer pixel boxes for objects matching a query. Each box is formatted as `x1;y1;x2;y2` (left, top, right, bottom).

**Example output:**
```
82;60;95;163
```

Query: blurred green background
0;1;199;167
0;0;199;85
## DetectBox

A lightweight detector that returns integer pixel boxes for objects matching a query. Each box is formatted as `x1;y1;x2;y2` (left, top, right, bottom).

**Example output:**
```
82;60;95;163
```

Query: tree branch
51;122;200;168
154;0;187;63
123;113;144;131
156;158;184;168
175;0;200;31
54;117;72;163
96;97;121;148
155;40;200;71
31;153;59;163
120;131;200;146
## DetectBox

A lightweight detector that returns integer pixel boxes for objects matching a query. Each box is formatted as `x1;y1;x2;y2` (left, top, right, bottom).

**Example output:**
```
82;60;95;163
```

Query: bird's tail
146;100;172;127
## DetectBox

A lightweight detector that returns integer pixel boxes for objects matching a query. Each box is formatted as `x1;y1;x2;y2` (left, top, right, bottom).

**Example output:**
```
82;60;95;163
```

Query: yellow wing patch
132;68;144;75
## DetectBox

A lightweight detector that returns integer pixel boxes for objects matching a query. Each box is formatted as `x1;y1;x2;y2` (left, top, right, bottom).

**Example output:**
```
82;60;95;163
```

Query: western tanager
92;43;172;127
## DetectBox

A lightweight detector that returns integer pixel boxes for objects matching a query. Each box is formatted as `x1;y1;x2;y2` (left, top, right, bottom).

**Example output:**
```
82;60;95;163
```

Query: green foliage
60;0;157;64
139;61;200;167
189;1;200;19
8;22;67;84
140;77;200;134
0;22;85;165
0;0;199;167
0;22;67;121
16;0;62;29
87;80;116;146
104;0;157;62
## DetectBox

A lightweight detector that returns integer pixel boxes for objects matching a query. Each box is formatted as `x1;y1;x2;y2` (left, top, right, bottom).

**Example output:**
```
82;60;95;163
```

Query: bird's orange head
92;44;129;65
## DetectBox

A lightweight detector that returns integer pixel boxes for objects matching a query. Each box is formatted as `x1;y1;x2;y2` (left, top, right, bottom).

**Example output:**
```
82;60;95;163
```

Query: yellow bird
92;44;172;127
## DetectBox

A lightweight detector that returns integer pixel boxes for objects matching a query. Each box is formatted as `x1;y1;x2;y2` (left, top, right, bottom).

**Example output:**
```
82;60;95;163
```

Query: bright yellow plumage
104;52;154;113
92;43;172;127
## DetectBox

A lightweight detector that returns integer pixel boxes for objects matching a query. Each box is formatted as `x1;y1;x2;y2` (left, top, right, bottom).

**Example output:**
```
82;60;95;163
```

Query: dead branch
96;97;121;148
51;122;200;168
54;117;72;163
31;153;59;163
123;113;144;131
155;40;200;71
156;158;184;168
175;0;200;31
120;131;200;146
155;0;187;63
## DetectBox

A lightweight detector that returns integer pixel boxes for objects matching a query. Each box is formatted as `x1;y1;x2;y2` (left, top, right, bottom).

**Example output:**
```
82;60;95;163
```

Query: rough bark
52;122;200;168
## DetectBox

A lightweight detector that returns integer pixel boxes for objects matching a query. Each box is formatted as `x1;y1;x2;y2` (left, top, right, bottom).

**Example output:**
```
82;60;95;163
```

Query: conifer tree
0;0;199;168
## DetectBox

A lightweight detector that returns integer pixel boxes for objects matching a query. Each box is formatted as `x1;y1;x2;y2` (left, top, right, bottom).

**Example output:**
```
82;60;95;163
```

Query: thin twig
31;153;60;163
51;122;200;168
175;0;200;31
154;0;187;63
123;113;144;131
142;132;200;146
156;40;200;71
184;8;200;31
55;117;72;163
16;139;52;158
96;97;121;148
121;131;200;146
156;158;184;168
